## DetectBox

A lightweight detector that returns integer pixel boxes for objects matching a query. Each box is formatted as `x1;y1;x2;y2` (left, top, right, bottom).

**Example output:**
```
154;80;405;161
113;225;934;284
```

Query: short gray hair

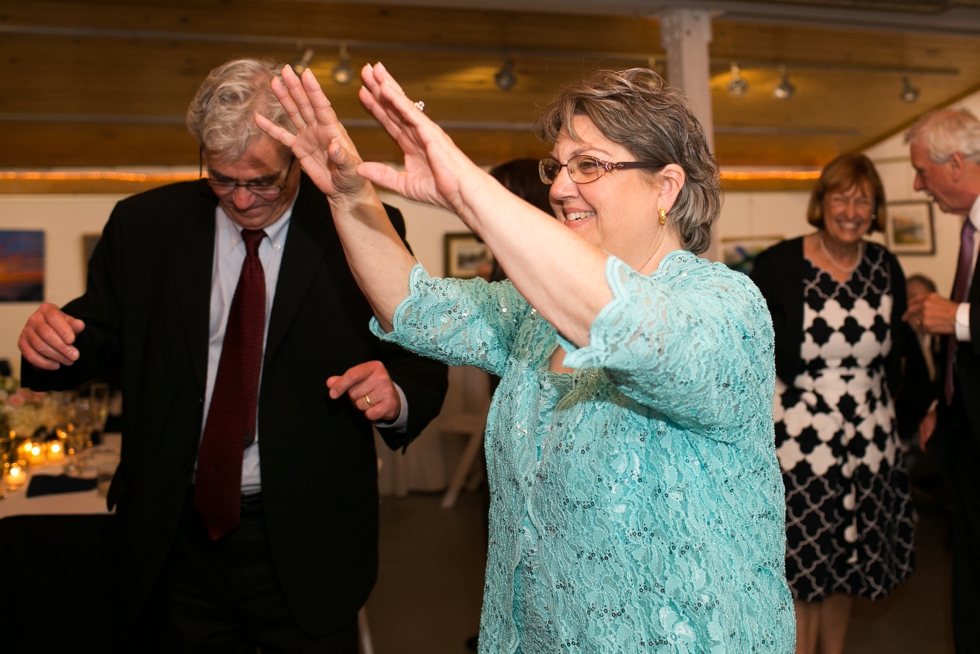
186;59;296;160
535;68;721;255
905;108;980;166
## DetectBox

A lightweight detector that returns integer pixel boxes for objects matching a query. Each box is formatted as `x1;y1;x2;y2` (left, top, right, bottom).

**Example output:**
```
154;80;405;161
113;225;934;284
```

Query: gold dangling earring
658;207;667;225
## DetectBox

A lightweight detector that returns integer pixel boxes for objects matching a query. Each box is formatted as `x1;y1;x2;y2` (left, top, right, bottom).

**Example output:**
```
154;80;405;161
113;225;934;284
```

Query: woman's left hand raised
356;62;486;216
255;65;369;200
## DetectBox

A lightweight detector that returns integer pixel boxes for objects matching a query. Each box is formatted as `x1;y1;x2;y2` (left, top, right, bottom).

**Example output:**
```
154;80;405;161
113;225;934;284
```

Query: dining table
0;433;118;518
0;434;120;650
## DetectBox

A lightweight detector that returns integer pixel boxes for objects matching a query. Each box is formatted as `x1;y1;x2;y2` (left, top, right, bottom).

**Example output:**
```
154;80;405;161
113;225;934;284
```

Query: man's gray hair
905;108;980;166
187;59;296;160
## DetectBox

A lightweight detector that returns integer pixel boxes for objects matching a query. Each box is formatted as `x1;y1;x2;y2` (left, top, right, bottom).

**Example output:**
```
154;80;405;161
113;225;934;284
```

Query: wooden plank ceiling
2;0;980;173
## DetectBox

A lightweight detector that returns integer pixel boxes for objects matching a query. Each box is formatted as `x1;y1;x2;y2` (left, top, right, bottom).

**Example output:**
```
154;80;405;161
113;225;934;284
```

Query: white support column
658;8;714;151
658;8;718;261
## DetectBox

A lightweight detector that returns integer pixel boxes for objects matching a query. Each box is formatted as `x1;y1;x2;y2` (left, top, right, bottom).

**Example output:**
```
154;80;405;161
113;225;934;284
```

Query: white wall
0;190;466;378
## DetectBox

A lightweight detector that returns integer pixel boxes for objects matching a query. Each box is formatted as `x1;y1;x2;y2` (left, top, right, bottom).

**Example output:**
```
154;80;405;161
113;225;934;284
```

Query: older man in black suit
904;108;980;653
18;59;447;652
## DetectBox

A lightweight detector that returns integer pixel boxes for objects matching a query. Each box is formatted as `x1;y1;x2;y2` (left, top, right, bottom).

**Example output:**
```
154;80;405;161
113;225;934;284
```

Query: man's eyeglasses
538;155;665;185
205;156;296;200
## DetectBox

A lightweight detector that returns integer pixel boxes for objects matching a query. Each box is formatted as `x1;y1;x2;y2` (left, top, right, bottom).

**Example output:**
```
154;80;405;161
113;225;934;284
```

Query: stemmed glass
63;384;111;476
89;383;110;439
0;430;11;499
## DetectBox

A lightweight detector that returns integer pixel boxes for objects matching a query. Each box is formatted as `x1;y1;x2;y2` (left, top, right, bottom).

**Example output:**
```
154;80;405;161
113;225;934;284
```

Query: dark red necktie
945;218;976;406
193;228;267;541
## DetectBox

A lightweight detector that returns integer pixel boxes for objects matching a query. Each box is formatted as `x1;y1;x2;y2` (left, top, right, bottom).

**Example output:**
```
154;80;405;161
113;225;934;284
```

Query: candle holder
4;462;26;492
24;441;46;466
45;440;65;462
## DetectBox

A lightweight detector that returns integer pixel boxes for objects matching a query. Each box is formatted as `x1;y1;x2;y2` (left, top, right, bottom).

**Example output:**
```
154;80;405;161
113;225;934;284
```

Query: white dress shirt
197;200;407;494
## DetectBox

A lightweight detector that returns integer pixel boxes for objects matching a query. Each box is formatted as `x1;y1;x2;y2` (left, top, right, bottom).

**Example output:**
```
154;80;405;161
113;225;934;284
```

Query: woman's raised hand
356;62;485;214
255;65;369;199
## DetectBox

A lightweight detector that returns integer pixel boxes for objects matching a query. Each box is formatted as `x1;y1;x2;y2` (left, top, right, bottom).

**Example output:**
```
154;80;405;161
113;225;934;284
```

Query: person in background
897;274;940;448
17;58;447;652
259;62;794;652
751;153;922;654
475;159;552;284
467;156;554;652
902;108;980;653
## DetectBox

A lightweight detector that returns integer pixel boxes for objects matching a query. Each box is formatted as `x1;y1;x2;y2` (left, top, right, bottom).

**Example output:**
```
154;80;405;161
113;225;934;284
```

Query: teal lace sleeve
562;252;776;439
370;264;532;376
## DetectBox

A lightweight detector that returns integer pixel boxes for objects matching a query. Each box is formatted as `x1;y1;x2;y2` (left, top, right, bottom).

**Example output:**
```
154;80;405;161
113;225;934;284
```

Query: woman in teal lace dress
259;63;795;652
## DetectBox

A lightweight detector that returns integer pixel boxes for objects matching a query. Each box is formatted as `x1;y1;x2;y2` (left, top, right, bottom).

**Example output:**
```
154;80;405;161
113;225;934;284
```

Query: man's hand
18;303;86;371
903;292;958;335
919;409;938;451
327;360;401;422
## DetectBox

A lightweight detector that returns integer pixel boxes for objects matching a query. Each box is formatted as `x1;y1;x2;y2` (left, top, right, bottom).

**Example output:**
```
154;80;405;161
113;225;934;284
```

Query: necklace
819;234;863;273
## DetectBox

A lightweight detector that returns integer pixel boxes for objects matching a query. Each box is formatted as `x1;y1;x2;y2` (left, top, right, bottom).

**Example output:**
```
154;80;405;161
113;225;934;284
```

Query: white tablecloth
0;434;119;519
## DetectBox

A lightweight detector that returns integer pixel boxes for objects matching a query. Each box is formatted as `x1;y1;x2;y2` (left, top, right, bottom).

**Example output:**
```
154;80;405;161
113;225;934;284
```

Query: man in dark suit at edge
903;108;980;653
17;58;447;652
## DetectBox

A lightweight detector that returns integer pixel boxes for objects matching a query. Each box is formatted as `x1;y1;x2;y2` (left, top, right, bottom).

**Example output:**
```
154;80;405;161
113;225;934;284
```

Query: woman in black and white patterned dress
751;154;924;654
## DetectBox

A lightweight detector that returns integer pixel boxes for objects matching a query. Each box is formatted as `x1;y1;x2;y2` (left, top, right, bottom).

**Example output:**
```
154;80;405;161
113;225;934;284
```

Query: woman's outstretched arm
255;64;417;331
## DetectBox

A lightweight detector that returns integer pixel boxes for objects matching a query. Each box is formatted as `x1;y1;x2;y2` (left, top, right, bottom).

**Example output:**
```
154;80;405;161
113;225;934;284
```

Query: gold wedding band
364;394;373;407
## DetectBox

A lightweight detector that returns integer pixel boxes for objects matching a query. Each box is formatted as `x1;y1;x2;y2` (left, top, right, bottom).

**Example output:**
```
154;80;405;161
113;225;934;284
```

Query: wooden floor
366;487;954;654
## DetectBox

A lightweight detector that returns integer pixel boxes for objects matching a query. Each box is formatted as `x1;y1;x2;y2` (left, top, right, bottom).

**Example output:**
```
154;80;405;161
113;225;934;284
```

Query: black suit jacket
750;237;924;410
930;234;980;475
21;175;448;635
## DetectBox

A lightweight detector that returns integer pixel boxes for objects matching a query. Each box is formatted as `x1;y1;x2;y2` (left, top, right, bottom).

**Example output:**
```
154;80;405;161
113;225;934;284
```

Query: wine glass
89;383;110;439
0;430;11;499
63;397;94;476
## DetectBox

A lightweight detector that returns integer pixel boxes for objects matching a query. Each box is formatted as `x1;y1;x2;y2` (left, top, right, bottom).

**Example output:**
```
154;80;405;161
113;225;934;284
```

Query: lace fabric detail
373;251;795;653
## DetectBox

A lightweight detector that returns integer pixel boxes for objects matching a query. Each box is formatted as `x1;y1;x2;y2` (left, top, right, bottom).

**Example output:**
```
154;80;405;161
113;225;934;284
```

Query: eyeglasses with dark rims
205;156;296;200
538;155;666;185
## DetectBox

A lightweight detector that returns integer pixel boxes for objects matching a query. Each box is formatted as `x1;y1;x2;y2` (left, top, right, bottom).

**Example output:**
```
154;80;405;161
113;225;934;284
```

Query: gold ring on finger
364;394;373;407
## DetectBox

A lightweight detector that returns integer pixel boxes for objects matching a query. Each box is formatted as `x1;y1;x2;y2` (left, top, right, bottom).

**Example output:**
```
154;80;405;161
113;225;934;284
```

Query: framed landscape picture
885;200;934;255
720;235;783;275
0;230;44;302
444;232;492;279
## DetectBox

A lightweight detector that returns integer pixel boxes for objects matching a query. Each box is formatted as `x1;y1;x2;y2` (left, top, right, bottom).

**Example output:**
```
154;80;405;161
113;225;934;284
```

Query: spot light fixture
494;58;516;91
332;44;354;85
727;62;748;98
292;48;314;75
900;76;920;103
773;66;795;100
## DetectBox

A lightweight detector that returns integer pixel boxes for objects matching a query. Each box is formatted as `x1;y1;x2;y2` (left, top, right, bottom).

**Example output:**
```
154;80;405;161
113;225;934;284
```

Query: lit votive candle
5;463;25;490
46;440;65;462
25;441;46;465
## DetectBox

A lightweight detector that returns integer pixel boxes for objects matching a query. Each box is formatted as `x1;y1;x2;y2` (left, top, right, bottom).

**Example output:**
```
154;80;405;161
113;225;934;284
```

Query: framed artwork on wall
720;235;783;275
0;230;44;302
444;232;492;279
885;200;935;255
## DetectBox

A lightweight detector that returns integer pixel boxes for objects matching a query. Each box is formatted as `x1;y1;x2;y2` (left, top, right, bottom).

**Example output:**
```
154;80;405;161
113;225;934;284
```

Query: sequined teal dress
372;251;795;653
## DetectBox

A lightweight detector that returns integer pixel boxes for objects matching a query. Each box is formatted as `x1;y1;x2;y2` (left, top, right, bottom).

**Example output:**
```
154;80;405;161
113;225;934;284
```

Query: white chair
439;366;491;509
358;607;374;654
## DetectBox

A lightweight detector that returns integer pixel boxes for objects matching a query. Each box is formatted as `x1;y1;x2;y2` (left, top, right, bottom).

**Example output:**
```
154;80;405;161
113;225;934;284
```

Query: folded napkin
26;474;98;498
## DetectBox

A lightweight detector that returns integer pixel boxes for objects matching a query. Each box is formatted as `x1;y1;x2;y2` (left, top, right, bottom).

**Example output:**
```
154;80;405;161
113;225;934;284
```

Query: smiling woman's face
548;115;667;268
820;181;875;247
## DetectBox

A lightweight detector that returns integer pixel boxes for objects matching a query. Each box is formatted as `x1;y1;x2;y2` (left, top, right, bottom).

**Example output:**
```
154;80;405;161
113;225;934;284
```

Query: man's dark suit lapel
175;183;218;397
266;179;329;366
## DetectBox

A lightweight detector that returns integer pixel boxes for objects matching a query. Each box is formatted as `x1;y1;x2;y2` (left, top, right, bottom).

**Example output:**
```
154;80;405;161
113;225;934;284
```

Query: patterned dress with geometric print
774;242;914;601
